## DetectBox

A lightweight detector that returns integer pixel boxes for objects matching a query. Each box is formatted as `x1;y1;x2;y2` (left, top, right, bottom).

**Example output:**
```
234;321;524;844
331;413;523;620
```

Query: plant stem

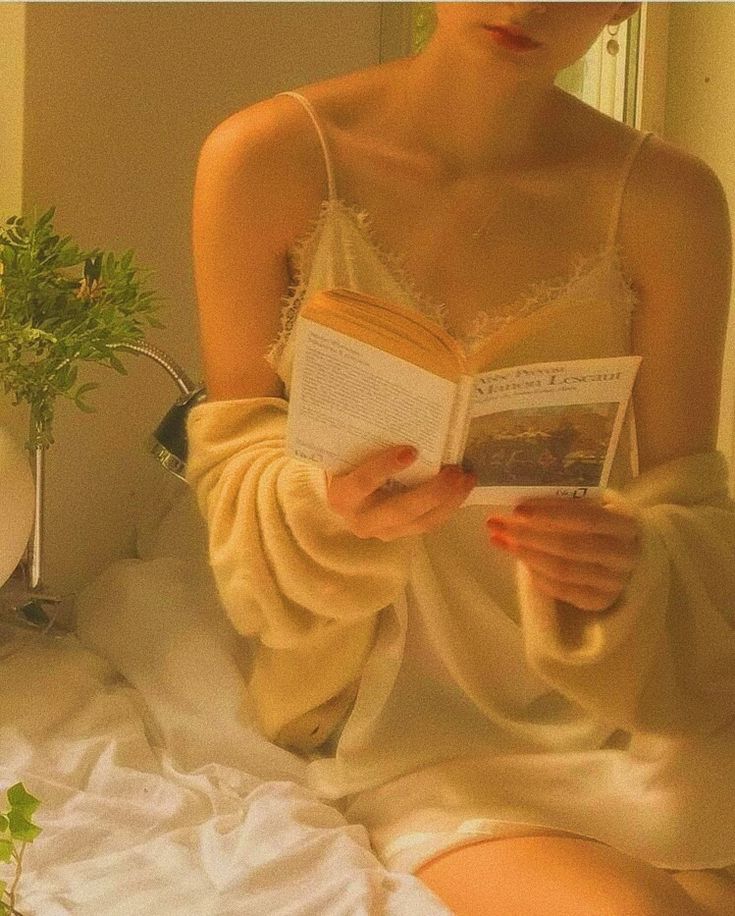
8;842;25;913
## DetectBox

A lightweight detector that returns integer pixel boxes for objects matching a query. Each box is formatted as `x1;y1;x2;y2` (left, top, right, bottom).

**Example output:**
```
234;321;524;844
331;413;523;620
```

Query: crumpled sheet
0;554;449;915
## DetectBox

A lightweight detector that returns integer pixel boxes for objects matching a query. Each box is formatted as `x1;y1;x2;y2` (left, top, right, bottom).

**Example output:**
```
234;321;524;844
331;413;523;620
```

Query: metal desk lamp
118;341;206;482
0;341;204;636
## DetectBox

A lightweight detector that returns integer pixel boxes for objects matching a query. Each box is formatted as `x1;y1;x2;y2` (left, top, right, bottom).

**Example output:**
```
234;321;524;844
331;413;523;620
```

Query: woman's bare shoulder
567;98;729;279
622;129;730;466
199;95;327;216
563;89;724;212
620;128;730;278
627;128;726;204
197;63;393;235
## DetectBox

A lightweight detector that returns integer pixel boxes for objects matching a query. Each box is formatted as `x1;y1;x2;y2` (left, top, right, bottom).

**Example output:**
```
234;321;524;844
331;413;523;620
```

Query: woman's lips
483;26;542;51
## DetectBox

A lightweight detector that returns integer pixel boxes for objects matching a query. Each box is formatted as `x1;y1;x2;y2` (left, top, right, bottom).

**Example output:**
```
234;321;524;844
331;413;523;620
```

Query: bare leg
415;836;710;916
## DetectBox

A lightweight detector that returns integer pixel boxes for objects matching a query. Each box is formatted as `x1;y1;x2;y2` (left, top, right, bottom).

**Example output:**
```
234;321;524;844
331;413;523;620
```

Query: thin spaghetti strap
605;130;653;479
606;130;655;250
274;91;338;201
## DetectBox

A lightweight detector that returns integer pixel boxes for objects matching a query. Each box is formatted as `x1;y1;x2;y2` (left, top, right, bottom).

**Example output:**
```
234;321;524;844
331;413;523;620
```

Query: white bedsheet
0;553;449;915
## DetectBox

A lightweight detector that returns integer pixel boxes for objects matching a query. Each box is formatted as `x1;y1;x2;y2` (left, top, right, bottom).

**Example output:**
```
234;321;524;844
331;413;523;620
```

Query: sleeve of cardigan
516;450;735;737
185;396;416;749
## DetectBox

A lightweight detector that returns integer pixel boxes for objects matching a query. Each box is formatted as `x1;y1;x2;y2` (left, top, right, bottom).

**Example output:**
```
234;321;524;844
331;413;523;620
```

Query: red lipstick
483;25;542;51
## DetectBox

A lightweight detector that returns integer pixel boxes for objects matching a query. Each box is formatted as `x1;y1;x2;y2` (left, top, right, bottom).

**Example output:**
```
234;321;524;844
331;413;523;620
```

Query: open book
286;288;641;505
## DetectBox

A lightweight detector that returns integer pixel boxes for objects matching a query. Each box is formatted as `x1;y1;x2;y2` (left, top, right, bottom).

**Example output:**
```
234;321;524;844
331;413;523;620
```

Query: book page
461;356;642;506
301;287;466;383
287;318;457;487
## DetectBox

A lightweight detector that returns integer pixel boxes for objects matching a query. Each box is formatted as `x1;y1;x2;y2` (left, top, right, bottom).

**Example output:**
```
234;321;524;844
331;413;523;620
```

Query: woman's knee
415;836;706;916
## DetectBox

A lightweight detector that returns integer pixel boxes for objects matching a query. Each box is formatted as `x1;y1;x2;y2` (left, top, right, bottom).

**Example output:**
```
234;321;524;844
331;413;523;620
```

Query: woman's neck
393;37;566;177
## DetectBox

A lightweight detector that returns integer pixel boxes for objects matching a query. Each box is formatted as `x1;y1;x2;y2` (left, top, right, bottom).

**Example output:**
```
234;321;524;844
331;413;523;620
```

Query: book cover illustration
464;401;620;489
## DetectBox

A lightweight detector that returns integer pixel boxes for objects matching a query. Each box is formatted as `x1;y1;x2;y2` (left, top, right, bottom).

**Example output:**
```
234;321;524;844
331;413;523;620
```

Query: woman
188;4;735;913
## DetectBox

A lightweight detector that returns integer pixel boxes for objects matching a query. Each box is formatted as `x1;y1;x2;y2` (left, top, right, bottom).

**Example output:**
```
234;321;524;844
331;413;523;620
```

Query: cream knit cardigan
187;397;416;750
187;396;735;753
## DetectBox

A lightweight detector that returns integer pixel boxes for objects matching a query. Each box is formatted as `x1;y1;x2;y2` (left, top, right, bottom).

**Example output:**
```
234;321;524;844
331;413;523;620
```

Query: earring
606;21;621;57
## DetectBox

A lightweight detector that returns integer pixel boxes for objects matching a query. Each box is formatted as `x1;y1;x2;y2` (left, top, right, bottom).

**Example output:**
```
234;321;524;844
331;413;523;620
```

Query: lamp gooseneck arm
112;341;199;397
111;340;206;483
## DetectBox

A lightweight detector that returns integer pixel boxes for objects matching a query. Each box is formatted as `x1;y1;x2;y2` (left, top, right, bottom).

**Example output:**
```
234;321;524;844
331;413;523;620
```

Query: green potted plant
0;207;162;614
0;207;161;450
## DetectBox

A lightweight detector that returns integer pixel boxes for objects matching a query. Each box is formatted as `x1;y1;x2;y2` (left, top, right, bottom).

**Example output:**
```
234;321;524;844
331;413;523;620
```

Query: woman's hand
486;498;641;613
326;445;476;542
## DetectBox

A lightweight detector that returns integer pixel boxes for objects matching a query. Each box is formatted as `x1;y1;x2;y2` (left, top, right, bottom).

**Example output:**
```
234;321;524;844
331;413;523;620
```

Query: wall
4;2;383;595
637;0;670;134
0;3;25;220
664;1;735;475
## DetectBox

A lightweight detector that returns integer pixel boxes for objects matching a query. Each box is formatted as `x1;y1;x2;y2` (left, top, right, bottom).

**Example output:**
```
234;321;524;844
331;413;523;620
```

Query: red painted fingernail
486;516;506;529
490;532;510;549
397;446;417;465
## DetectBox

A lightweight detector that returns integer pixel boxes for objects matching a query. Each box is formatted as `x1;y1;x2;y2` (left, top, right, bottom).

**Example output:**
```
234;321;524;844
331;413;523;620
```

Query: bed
0;482;449;915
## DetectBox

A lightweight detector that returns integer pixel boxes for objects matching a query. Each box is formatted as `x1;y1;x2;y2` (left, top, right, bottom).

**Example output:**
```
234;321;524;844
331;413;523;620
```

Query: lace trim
339;198;451;329
459;241;640;354
264;199;335;371
264;196;640;369
264;197;455;372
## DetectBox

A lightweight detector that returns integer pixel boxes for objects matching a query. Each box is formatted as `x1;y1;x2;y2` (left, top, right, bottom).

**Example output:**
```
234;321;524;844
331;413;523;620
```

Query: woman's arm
490;134;732;608
189;99;416;748
190;97;482;748
625;133;731;472
494;136;735;736
192;96;322;401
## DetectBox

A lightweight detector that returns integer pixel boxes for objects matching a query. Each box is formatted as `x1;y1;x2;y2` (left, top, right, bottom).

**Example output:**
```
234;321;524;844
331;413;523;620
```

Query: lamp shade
0;425;35;588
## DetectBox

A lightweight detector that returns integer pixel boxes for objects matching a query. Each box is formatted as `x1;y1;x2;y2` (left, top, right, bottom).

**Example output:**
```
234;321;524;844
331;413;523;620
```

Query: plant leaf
107;353;127;374
0;208;164;444
7;810;41;843
74;395;97;413
37;206;55;228
0;840;11;864
7;783;40;818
